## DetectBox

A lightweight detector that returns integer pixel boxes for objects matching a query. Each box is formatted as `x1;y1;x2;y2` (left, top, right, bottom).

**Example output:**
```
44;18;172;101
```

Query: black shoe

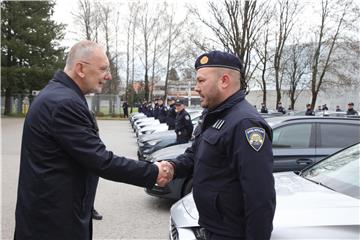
92;209;103;220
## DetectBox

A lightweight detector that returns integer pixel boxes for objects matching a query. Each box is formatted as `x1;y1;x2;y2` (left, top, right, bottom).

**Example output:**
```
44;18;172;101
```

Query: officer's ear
75;62;86;78
220;73;231;89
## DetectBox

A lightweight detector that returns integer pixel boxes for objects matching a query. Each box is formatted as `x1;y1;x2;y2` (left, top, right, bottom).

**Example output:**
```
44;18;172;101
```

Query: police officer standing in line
166;98;177;130
277;102;286;114
260;102;268;113
157;98;168;123
14;40;173;239
346;102;358;115
164;51;276;239
322;104;329;111
305;104;315;116
139;100;147;114
146;101;154;117
122;100;129;118
174;99;193;144
153;98;159;119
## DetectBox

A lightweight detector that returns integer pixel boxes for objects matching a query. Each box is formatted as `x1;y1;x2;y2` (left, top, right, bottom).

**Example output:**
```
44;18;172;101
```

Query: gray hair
65;40;104;69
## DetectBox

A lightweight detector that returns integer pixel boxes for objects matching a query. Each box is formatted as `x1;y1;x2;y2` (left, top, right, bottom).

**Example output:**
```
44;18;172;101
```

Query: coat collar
200;90;245;130
208;90;246;115
52;70;88;106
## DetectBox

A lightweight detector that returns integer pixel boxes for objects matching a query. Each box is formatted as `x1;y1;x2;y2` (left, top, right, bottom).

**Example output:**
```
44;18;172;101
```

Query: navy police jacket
175;109;193;142
172;90;276;239
166;104;176;130
158;104;168;123
15;71;158;240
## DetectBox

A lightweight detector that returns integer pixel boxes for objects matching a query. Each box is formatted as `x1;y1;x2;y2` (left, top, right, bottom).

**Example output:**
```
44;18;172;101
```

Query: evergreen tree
1;1;65;115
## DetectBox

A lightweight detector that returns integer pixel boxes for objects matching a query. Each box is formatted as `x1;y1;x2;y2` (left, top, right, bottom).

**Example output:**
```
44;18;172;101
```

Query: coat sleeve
230;118;276;240
51;100;158;188
170;140;196;178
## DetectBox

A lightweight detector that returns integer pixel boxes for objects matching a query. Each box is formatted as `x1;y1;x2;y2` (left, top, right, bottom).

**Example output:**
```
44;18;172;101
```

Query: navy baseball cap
195;50;242;72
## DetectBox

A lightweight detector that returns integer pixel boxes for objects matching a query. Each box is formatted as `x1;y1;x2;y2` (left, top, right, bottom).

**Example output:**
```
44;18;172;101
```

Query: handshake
154;161;174;187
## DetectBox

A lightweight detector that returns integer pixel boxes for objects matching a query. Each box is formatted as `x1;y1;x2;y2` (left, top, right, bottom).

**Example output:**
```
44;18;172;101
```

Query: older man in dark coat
14;40;172;240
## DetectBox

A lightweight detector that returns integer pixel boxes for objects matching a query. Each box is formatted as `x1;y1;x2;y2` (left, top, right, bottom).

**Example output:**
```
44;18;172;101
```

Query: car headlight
147;139;160;146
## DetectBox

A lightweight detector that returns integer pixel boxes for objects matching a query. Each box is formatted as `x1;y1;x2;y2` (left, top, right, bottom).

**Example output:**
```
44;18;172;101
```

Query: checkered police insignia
245;127;265;151
212;119;225;130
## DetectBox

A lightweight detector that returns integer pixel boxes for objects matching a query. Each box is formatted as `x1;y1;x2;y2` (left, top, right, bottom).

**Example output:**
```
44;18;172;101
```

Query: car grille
170;218;179;240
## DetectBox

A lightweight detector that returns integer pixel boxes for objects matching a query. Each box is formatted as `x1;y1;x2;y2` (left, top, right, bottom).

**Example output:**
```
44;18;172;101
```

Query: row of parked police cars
129;110;360;240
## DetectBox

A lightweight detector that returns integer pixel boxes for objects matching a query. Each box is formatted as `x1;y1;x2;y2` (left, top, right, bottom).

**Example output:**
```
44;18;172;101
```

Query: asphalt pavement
1;118;175;239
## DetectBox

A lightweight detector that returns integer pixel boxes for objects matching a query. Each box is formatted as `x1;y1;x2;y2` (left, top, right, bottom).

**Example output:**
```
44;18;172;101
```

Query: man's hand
154;161;174;187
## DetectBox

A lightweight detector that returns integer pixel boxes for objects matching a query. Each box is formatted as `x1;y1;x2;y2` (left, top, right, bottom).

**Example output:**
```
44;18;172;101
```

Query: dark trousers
176;136;189;144
204;229;242;240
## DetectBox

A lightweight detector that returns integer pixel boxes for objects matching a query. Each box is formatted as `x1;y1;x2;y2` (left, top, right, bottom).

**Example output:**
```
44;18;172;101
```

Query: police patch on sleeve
245;127;265;151
185;115;190;120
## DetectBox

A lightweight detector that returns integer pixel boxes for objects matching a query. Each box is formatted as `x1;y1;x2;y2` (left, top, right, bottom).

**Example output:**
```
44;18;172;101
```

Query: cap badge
200;56;208;65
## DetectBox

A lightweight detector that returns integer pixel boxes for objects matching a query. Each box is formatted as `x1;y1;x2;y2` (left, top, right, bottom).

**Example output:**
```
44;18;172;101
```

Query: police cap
195;50;242;72
175;99;185;105
348;102;354;106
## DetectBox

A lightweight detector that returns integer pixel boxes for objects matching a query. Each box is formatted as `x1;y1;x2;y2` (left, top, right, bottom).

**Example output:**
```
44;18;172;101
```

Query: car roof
266;115;360;127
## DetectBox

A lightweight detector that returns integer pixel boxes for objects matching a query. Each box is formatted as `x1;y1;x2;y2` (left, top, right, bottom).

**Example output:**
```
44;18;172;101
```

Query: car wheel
182;177;193;197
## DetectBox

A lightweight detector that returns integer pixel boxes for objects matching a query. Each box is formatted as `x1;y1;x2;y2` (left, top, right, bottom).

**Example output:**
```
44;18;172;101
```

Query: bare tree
137;2;162;101
124;2;139;102
272;0;300;108
254;7;274;106
309;0;359;109
284;38;311;110
162;4;190;100
97;2;120;115
188;0;269;92
149;13;165;101
130;3;139;113
72;0;93;40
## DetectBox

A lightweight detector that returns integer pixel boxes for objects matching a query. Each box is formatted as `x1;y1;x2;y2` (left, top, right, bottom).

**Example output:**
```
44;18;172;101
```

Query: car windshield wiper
303;177;336;192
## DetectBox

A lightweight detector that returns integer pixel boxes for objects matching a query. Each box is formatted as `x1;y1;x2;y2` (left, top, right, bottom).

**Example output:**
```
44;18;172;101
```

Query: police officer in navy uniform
346;102;358;115
122;101;129;118
145;102;154;117
157;98;168;123
260;102;268;113
305;104;315;116
14;40;172;240
153;98;159;119
277;102;286;114
167;51;276;239
166;97;177;130
174;99;193;144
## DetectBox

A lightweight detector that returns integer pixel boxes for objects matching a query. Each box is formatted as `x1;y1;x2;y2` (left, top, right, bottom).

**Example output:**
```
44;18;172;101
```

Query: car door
272;122;316;172
315;122;360;162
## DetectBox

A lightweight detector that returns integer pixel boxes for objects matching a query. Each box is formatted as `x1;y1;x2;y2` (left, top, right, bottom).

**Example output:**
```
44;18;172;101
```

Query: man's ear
75;62;85;78
220;73;231;89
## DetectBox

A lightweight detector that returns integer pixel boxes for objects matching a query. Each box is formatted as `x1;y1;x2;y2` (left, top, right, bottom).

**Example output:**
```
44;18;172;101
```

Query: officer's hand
154;161;174;187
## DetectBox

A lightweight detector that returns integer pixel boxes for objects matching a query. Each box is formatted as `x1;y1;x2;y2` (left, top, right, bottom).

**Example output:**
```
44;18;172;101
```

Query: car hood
140;123;168;131
171;172;360;229
139;130;175;142
148;143;191;161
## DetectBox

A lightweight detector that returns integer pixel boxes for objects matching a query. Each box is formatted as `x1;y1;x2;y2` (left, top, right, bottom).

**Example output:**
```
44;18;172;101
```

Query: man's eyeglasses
79;61;111;75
